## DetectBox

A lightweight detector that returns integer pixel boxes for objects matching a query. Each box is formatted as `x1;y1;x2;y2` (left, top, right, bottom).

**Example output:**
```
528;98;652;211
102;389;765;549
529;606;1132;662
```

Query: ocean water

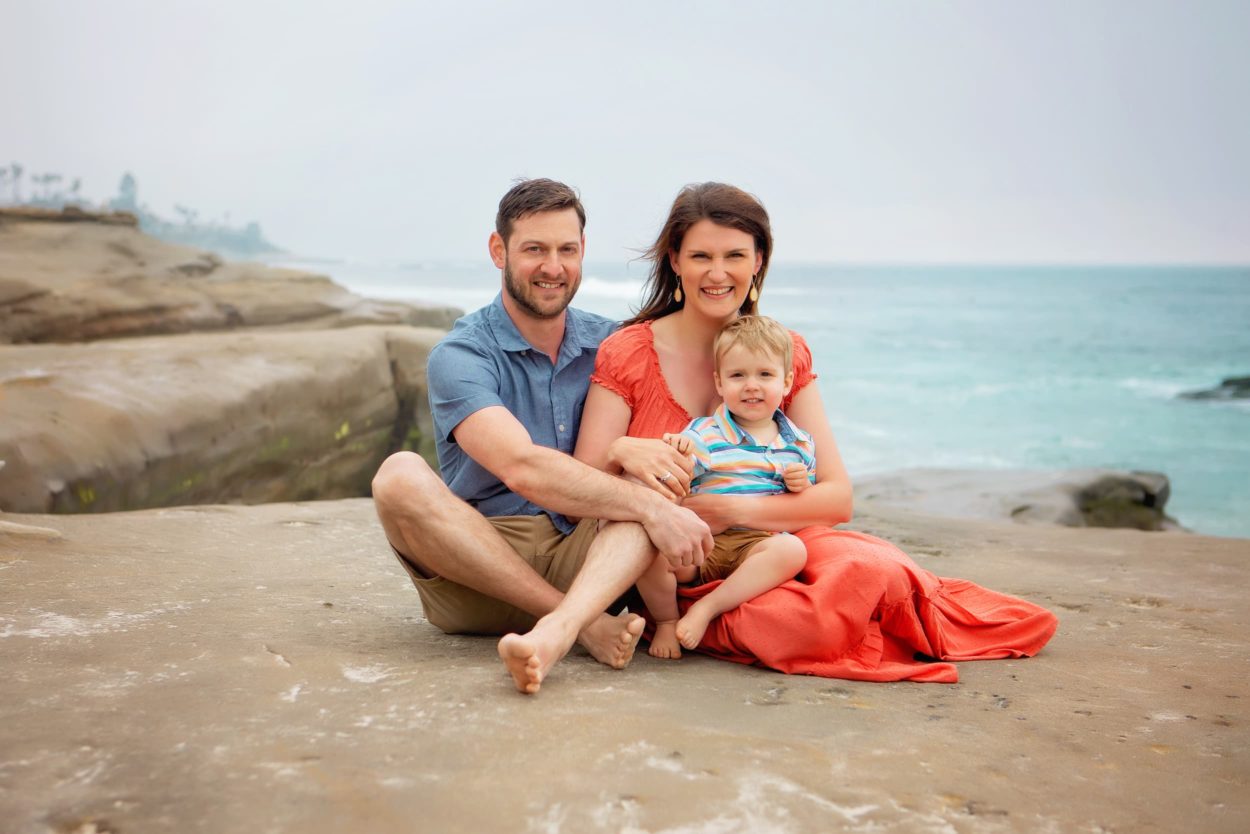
267;256;1250;539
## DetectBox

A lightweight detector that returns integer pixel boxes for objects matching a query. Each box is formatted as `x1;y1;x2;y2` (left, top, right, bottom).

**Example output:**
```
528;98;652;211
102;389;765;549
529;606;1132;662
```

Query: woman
574;183;1057;683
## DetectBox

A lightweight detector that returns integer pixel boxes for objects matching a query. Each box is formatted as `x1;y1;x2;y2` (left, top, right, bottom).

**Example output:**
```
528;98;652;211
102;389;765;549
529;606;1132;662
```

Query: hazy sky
6;0;1248;264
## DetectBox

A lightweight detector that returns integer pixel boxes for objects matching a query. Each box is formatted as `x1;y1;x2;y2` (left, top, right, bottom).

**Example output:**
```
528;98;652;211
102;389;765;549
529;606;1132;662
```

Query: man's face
490;208;584;320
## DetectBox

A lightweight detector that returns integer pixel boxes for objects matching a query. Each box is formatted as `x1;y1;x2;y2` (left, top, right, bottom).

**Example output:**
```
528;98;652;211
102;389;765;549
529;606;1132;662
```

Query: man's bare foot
648;619;682;659
497;615;578;694
578;612;645;669
675;605;714;650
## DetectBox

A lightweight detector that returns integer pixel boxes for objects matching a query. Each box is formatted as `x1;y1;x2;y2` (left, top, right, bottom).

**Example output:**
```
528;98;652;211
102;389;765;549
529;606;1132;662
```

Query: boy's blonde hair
713;315;793;374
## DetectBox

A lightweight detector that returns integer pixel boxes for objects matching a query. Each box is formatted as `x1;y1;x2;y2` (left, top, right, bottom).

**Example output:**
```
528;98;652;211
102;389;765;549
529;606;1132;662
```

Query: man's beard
503;261;579;320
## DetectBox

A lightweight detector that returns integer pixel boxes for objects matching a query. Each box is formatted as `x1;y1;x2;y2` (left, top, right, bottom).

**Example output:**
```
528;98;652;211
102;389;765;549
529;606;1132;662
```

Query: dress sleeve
783;330;817;411
590;324;649;410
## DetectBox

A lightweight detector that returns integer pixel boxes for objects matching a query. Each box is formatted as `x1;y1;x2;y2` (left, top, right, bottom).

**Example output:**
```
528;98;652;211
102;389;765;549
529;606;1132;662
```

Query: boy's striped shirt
681;403;816;497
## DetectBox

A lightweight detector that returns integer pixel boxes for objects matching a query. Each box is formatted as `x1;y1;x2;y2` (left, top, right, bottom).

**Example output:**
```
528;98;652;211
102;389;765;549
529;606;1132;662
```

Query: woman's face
670;220;763;321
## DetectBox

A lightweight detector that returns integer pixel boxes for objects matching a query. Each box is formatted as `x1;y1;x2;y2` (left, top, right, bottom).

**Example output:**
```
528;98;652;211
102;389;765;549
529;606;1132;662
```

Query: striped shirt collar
710;402;809;447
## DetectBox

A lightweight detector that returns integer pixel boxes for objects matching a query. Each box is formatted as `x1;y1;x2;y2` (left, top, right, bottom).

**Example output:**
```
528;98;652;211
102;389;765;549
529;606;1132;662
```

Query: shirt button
558;424;566;432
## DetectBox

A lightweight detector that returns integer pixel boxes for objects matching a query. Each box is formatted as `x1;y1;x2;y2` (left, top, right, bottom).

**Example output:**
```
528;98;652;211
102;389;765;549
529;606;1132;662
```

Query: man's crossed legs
372;452;650;694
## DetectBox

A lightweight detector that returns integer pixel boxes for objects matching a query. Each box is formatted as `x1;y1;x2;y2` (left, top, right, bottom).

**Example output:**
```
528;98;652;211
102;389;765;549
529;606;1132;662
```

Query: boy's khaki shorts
391;514;599;635
698;529;774;583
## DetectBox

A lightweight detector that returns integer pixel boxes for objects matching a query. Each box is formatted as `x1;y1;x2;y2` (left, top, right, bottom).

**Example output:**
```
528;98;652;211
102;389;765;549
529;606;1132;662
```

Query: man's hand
642;500;713;570
609;436;694;502
783;463;812;493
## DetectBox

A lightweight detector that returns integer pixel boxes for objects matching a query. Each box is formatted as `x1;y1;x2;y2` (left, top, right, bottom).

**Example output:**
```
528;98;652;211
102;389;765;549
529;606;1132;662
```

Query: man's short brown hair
495;178;586;244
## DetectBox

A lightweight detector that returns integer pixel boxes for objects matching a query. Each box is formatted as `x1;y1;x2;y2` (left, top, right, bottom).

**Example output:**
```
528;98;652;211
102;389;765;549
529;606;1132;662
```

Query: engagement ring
658;472;673;483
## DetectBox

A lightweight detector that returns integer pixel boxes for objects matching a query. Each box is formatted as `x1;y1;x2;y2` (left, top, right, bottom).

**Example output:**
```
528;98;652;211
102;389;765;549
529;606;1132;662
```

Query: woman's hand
680;493;738;535
608;436;694;503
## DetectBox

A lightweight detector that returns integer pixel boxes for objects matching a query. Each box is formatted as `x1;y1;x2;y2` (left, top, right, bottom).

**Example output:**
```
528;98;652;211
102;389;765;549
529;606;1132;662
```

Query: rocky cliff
0;206;458;344
0;208;458;512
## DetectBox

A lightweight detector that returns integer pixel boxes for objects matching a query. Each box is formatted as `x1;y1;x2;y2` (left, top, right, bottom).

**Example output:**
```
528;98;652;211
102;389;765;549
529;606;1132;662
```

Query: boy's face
714;343;794;425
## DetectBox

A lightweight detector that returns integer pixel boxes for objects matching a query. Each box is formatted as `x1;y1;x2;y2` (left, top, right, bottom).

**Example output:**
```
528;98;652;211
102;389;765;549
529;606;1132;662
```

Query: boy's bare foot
648;619;683;659
497;615;578;694
578;612;645;669
675;606;714;650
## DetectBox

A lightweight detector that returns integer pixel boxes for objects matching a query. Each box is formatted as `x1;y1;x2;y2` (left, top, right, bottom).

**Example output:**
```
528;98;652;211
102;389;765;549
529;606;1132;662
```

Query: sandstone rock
857;467;1181;531
1178;375;1250;401
0;210;461;343
0;326;442;513
1;499;1246;832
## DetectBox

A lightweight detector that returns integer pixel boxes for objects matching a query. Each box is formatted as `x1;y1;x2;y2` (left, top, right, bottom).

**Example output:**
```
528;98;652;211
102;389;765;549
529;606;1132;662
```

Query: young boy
638;315;815;658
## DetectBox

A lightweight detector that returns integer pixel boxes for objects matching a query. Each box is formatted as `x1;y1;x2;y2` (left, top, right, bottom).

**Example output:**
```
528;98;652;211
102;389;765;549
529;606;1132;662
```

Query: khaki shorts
391;515;599;635
699;528;774;583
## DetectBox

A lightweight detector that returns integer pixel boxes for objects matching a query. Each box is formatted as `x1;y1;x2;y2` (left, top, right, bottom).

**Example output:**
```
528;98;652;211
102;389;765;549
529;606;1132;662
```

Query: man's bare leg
497;520;653;694
373;452;641;665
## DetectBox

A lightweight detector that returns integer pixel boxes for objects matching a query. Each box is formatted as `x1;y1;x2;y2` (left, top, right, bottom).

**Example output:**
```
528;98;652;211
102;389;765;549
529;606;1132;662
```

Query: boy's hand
783;463;812;493
662;432;693;456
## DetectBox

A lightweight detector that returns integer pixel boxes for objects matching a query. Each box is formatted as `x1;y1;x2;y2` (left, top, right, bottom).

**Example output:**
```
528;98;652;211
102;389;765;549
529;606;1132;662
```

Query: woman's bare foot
497;614;578;694
648;619;682;659
675;605;714;650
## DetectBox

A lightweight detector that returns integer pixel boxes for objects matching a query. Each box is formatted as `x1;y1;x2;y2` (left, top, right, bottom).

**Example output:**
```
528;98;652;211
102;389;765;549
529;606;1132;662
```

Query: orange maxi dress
592;322;1058;683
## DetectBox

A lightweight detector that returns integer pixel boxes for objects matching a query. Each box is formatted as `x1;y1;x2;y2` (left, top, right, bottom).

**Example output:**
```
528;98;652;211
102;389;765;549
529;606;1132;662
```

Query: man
372;178;710;694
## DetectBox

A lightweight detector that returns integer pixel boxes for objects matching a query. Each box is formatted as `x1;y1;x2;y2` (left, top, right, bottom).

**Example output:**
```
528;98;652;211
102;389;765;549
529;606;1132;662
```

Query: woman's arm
681;381;853;532
574;383;693;502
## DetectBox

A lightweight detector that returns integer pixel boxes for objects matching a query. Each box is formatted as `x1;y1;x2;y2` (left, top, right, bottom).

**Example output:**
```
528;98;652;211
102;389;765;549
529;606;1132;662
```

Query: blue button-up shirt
426;292;617;533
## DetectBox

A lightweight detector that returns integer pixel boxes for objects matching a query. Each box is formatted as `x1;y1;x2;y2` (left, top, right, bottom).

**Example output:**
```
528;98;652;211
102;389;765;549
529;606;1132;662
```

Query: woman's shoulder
592;320;657;399
599;320;655;357
787;328;810;352
783;328;816;405
787;329;813;368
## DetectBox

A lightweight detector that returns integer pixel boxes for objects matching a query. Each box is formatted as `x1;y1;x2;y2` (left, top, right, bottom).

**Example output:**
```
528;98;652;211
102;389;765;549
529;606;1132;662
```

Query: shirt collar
711;402;808;447
485;293;532;353
773;409;808;445
485;292;604;358
711;402;749;445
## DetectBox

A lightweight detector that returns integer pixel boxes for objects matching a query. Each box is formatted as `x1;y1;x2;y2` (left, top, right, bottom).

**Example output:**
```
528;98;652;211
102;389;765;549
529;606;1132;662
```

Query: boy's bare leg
497;520;653;694
635;554;683;659
677;535;807;650
372;452;640;666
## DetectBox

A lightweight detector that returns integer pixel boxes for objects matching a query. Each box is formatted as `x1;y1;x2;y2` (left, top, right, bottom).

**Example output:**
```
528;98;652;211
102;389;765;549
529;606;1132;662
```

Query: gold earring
748;281;759;303
674;284;683;304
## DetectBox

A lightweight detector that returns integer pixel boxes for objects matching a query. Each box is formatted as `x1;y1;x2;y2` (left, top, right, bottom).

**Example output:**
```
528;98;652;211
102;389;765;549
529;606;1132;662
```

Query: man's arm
455;406;712;567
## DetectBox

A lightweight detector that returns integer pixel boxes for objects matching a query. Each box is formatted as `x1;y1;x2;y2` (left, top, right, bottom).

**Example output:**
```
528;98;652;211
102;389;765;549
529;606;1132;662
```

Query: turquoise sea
269;257;1250;539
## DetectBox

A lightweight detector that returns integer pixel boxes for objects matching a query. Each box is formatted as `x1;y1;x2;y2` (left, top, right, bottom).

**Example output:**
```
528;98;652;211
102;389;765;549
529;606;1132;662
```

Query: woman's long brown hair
625;182;774;326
